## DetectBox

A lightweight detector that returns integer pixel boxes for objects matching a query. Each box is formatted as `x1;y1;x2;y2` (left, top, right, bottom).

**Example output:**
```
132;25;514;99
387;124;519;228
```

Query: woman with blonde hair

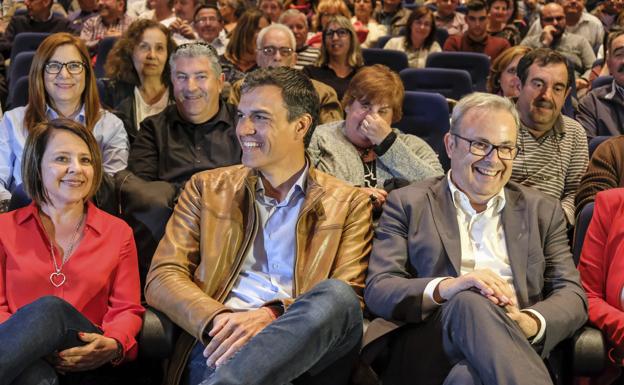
0;33;128;211
306;0;352;47
303;15;363;100
487;45;531;97
102;19;177;142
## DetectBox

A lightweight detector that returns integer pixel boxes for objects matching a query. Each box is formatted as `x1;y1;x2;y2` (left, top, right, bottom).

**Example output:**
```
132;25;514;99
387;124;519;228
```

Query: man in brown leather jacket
145;67;373;385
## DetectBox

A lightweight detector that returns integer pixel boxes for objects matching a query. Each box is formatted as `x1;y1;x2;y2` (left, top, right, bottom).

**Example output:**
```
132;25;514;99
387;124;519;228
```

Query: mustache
534;99;554;109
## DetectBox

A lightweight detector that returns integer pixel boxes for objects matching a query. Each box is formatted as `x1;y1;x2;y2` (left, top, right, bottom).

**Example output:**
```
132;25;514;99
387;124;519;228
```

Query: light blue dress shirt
0;105;129;200
224;164;309;310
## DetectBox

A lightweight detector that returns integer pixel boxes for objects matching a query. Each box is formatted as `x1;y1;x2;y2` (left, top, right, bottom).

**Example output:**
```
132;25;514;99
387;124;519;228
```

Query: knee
303;280;362;327
24;296;73;314
444;290;491;313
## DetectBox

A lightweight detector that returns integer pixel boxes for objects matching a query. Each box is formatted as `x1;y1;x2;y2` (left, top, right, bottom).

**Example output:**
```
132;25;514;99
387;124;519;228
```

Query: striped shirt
295;45;320;70
511;115;589;225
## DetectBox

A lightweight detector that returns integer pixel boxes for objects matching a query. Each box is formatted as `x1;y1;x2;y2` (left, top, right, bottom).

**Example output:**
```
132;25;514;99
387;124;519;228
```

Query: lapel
501;184;530;307
428;177;462;276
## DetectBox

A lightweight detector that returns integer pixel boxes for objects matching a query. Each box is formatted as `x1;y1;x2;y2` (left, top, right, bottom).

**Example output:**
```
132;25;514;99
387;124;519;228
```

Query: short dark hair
466;0;487;13
194;4;223;23
240;67;320;146
607;28;624;56
22;119;103;206
516;48;574;89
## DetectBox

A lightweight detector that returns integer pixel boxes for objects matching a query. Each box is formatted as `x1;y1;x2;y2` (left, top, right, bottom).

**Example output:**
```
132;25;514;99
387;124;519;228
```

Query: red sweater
443;33;510;61
0;201;144;361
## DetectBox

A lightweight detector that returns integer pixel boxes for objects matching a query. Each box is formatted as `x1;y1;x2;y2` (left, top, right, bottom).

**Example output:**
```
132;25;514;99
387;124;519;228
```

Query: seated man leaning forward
364;92;588;385
145;67;373;385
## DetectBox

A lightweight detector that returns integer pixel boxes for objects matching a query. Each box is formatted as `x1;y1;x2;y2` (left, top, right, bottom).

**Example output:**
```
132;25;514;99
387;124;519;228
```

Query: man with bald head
520;2;595;88
228;23;343;124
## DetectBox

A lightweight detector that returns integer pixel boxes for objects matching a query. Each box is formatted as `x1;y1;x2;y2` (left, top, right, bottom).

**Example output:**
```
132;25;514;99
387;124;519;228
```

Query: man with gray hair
228;23;343;124
364;92;587;384
129;42;241;188
146;66;371;385
279;9;321;69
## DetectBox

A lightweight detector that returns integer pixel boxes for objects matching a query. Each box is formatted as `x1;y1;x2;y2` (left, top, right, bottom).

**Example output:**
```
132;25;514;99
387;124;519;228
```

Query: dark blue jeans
0;296;100;385
184;279;363;385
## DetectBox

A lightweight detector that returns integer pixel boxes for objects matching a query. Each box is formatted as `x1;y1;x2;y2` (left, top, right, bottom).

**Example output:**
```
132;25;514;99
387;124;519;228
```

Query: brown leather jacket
145;164;372;383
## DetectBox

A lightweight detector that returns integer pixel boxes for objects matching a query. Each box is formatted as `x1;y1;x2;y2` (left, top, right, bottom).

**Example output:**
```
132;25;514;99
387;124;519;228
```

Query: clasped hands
48;333;119;373
203;308;275;368
436;269;540;339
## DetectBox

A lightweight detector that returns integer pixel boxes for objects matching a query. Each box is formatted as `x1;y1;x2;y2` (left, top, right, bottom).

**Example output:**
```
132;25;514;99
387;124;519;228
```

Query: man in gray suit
364;92;587;385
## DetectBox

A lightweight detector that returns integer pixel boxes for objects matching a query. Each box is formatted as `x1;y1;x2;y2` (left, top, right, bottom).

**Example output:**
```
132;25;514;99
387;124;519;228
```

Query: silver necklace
49;213;85;288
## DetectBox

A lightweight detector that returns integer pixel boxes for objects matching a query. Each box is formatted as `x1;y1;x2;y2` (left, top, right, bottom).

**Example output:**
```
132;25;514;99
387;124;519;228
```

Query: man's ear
295;113;313;140
217;72;225;93
444;132;455;159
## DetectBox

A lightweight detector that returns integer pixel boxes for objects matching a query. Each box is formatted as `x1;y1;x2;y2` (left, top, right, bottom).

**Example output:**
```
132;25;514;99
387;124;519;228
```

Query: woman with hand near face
308;64;444;212
0;118;143;384
102;19;177;142
0;33;128;212
303;15;363;100
384;7;441;68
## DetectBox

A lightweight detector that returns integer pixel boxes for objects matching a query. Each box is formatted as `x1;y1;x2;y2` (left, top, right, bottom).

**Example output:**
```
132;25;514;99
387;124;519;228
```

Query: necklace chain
49;212;85;288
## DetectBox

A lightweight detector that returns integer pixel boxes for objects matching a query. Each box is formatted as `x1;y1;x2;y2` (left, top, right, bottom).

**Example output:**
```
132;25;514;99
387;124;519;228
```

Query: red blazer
579;188;624;349
0;201;145;361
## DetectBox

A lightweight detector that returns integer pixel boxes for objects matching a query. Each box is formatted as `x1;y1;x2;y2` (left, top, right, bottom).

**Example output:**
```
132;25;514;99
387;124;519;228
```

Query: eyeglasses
323;28;350;38
259;46;294;56
542;15;565;23
44;61;86;75
452;133;519;160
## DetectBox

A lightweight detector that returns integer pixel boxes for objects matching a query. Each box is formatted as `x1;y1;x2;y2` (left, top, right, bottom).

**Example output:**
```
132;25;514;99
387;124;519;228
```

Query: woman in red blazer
579;188;624;383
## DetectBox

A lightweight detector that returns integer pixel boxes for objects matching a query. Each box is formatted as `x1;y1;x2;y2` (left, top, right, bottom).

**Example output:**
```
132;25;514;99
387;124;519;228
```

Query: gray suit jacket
364;176;588;357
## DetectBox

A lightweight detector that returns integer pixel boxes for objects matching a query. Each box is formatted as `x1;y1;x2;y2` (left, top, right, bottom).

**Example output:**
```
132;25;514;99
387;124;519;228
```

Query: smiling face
344;99;393;148
516;62;569;133
354;0;373;20
97;0;123;20
324;21;351;61
489;0;509;24
237;85;308;176
445;107;517;210
172;56;224;124
41;129;94;207
282;13;308;49
194;8;224;43
410;15;432;48
44;44;86;112
132;27;168;81
174;0;195;21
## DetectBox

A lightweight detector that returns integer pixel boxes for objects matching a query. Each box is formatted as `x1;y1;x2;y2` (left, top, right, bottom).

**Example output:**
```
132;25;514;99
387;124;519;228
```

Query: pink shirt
0;201;144;361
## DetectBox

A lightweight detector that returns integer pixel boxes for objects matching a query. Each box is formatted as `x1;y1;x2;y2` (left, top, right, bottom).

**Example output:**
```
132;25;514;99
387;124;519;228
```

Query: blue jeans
185;279;363;385
0;296;100;385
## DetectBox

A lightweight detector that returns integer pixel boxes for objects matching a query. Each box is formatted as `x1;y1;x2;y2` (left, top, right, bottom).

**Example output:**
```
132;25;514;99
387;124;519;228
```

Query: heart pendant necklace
49;212;85;288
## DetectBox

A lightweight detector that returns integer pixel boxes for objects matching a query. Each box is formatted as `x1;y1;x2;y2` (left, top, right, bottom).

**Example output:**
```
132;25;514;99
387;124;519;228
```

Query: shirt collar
16;200;104;236
256;161;309;207
447;171;506;216
45;104;86;123
605;79;624;100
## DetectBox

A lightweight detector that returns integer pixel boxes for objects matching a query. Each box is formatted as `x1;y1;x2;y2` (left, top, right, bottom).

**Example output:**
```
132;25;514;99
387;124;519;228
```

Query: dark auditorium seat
589;136;611;158
426;51;490;92
9;32;50;65
400;67;473;101
396;91;451;171
591;76;613;90
362;48;409;73
6;75;29;110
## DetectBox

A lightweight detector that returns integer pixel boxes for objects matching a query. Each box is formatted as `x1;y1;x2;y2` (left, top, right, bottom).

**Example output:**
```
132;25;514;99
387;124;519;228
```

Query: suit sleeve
578;191;624;349
365;189;436;322
128;118;160;181
576;93;599;139
525;199;588;357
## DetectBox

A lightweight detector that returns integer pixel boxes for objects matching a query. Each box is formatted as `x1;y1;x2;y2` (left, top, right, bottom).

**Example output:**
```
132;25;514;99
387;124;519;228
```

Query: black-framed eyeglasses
323;28;350;38
44;61;86;75
174;41;218;56
452;133;519;160
258;46;294;57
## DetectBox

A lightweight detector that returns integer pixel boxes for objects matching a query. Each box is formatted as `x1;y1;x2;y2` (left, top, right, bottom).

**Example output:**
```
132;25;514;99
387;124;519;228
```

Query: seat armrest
572;325;606;376
138;306;181;359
